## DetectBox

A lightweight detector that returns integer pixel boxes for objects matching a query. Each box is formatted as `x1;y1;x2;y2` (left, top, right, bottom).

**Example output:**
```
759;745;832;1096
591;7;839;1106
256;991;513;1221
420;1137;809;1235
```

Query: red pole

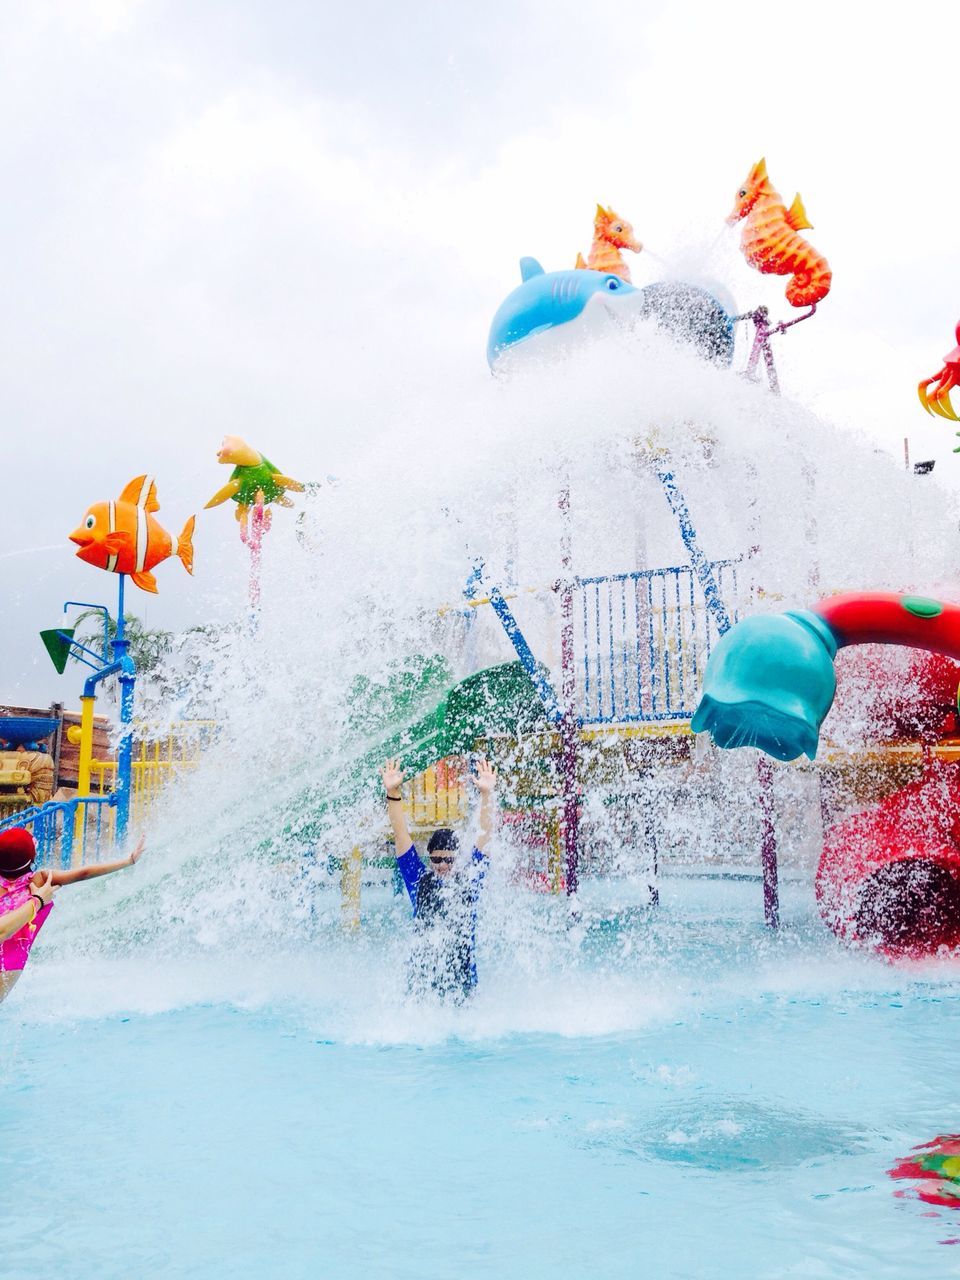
757;755;779;928
746;460;780;929
558;484;580;895
240;495;270;610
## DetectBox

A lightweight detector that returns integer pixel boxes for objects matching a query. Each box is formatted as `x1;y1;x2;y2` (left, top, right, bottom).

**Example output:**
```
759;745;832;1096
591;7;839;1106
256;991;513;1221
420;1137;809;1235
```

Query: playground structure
0;718;57;817
5;170;960;961
694;594;960;954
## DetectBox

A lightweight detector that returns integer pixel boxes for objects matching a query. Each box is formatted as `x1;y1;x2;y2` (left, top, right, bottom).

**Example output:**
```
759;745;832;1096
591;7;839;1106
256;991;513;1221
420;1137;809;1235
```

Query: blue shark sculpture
487;259;736;369
486;258;639;368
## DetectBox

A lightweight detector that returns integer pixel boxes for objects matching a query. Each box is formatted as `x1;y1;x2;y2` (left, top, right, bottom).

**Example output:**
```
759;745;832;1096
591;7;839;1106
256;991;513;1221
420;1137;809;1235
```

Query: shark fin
520;257;545;282
786;194;812;231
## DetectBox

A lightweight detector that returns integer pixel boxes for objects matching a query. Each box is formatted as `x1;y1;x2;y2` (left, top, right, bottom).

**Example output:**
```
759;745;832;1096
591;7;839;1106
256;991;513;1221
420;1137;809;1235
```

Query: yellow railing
406;760;469;832
89;721;218;837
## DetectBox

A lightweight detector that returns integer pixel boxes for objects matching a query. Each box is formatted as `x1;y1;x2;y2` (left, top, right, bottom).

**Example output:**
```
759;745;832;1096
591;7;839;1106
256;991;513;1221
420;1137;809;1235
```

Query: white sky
2;0;959;706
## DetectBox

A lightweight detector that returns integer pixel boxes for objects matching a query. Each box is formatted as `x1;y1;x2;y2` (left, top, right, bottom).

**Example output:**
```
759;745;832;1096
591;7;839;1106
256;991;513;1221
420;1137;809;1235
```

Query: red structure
817;765;960;955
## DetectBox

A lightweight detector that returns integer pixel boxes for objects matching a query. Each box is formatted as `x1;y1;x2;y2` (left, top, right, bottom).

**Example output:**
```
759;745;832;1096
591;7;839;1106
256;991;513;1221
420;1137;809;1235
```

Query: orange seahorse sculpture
918;320;960;422
574;204;642;283
727;159;832;308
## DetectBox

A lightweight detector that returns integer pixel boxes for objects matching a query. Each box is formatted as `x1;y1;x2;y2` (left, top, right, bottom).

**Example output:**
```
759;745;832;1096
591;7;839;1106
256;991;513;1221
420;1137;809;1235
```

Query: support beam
655;470;733;634
487;588;563;724
757;755;779;928
657;464;780;928
558;484;581;896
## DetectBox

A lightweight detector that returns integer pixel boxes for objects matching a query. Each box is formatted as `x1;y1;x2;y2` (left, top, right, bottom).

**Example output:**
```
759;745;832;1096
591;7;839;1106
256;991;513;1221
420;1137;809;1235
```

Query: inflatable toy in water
69;475;194;595
205;436;305;539
574;204;642;283
692;594;960;762
918;319;960;423
487;259;735;369
890;1136;960;1208
727;158;832;308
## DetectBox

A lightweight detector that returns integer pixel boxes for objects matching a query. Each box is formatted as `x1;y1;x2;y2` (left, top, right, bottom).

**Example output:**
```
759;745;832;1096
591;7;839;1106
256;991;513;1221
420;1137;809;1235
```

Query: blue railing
576;560;740;723
0;795;117;870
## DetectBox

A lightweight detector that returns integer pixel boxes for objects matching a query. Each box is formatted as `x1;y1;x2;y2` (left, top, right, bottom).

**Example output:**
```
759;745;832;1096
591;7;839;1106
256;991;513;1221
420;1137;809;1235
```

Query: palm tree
70;610;173;676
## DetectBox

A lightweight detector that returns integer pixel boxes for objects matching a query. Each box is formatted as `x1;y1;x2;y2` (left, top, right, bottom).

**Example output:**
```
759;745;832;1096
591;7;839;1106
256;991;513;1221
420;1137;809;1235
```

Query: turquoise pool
3;876;960;1279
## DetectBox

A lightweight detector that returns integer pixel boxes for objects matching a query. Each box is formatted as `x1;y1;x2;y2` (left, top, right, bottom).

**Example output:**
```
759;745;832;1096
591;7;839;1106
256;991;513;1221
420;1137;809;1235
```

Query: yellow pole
341;846;362;930
72;695;96;862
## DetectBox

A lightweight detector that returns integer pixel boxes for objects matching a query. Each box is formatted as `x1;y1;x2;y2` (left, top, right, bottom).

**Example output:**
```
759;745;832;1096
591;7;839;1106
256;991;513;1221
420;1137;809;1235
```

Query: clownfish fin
130;569;158;593
104;531;132;554
574;252;587;270
786;194;812;232
177;516;195;575
119;475;160;513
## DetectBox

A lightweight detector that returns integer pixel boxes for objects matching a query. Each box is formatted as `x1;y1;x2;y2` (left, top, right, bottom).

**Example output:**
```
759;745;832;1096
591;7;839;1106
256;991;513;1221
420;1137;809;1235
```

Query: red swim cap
0;827;37;877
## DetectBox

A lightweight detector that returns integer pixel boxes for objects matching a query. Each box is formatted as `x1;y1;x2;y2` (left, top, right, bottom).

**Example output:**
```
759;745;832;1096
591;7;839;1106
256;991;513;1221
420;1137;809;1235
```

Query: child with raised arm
0;826;144;1003
381;757;497;1003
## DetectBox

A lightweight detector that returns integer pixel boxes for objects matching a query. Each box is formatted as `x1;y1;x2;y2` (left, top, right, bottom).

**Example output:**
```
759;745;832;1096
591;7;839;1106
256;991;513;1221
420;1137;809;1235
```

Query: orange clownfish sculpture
69;475;195;594
727;159;832;308
575;204;643;283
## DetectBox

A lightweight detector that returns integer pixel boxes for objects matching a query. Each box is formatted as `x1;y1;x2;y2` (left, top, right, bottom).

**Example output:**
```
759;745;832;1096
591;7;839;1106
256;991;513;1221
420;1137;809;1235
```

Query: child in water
381;757;498;1003
0;826;144;1003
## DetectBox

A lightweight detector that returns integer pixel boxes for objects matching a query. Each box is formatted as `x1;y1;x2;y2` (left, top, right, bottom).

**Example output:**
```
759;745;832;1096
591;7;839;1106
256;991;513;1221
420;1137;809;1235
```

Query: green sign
39;628;76;675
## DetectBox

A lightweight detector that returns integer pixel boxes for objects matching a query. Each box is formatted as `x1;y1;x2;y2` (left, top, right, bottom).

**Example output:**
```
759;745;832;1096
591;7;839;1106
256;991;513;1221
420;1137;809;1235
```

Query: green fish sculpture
205;436;304;537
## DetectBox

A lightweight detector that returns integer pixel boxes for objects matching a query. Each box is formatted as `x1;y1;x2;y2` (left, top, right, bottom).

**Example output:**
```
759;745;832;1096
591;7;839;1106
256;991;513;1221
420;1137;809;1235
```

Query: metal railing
576;560;741;723
89;720;218;832
407;760;469;831
0;795;117;870
0;722;217;867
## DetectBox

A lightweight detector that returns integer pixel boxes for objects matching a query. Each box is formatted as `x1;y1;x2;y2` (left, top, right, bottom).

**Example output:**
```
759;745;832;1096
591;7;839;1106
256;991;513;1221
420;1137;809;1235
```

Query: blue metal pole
657;469;780;927
116;575;126;644
487;587;563;725
111;575;136;846
655;470;732;636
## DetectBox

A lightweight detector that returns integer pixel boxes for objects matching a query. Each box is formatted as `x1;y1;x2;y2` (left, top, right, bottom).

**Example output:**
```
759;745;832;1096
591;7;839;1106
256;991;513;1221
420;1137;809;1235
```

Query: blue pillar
487;587;563;724
656;469;732;635
111;576;136;846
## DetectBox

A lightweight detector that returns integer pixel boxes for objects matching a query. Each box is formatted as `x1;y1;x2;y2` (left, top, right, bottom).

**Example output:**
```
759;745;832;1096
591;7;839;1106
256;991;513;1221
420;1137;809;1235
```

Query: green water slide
283;657;549;843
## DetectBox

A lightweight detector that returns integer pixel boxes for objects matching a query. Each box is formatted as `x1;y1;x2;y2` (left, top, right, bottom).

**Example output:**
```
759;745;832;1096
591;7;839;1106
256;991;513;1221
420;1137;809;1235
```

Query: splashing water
0;544;65;560
5;329;960;1276
23;325;958;1023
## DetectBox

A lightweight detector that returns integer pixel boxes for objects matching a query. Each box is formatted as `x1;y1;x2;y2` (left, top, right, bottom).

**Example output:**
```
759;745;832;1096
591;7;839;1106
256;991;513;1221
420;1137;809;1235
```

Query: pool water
3;876;960;1279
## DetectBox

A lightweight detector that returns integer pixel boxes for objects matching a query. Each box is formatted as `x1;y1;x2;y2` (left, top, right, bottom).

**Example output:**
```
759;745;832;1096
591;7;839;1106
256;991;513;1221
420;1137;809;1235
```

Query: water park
3;12;960;1276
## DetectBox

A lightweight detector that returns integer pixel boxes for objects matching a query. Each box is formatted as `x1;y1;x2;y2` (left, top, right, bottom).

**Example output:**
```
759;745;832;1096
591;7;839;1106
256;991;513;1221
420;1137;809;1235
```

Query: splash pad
4;191;960;1277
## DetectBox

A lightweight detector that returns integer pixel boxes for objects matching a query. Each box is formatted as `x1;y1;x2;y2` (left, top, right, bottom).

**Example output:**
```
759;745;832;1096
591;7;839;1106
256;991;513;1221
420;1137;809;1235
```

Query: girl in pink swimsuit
0;826;144;1003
